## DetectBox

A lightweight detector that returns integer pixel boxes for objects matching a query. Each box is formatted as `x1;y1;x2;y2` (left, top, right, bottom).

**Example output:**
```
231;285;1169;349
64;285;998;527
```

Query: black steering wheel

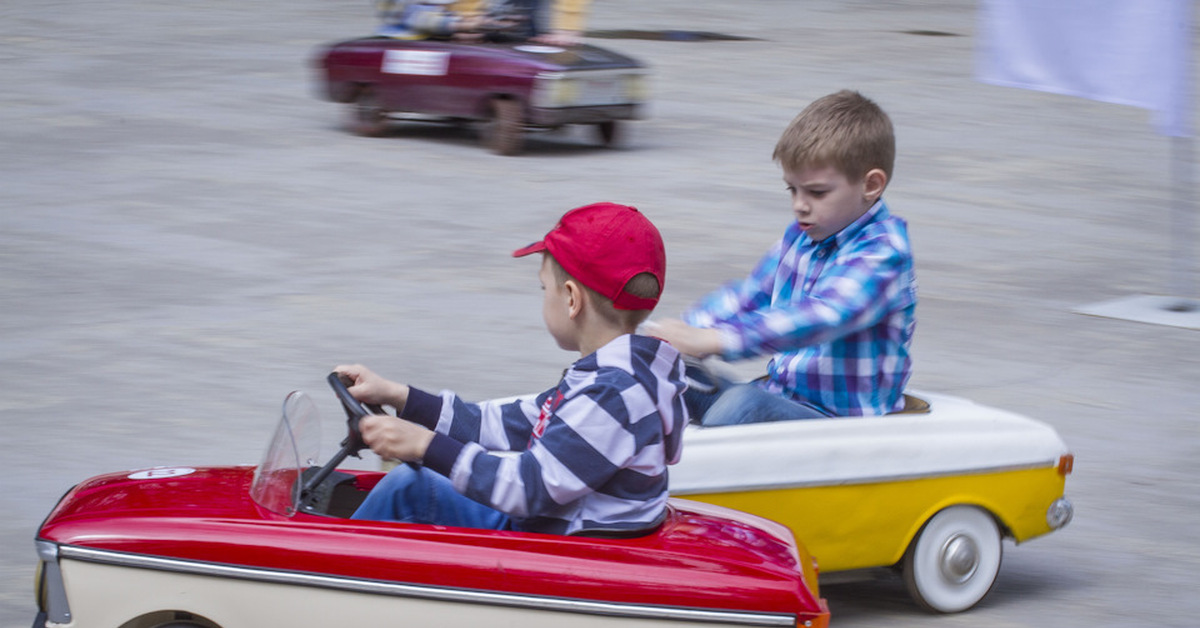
298;373;388;507
327;372;387;453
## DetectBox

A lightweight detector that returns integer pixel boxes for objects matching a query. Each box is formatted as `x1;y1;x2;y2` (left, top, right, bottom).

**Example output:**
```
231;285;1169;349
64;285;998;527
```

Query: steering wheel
326;372;388;454
682;356;719;394
299;373;388;507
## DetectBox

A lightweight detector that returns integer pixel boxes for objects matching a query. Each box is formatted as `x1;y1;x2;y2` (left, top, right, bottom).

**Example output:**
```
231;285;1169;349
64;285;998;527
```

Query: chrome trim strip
671;460;1059;495
59;546;794;626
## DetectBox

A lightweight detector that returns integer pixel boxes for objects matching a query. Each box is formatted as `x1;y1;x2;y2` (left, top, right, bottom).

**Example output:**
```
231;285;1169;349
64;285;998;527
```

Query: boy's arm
399;387;539;450
550;0;589;33
534;0;589;43
451;0;484;14
681;238;784;328
644;319;722;358
334;363;410;409
358;415;434;462
406;4;481;35
360;386;537;465
708;233;913;360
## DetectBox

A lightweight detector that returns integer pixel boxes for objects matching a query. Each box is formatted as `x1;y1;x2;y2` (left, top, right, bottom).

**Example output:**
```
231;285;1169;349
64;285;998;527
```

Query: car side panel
438;47;531;118
322;41;536;119
56;559;799;628
680;465;1068;573
375;45;530;118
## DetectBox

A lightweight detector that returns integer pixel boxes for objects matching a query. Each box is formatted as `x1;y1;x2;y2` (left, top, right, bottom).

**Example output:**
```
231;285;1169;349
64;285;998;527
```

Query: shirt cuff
681;308;715;328
401;386;442;430
714;324;749;360
422;433;464;476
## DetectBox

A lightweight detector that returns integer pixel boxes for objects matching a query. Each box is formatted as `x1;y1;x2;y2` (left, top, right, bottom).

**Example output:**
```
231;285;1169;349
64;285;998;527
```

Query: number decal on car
382;50;450;76
128;467;196;480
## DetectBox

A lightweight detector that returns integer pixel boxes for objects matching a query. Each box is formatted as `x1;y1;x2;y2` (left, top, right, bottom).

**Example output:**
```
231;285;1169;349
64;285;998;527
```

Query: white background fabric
976;0;1193;136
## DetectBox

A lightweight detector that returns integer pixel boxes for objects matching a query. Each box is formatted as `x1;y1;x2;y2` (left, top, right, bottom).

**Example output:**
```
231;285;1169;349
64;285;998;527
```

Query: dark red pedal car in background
315;37;648;155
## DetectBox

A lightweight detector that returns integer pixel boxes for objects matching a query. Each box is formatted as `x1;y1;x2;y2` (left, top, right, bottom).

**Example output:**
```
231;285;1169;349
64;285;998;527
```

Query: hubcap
938;533;979;583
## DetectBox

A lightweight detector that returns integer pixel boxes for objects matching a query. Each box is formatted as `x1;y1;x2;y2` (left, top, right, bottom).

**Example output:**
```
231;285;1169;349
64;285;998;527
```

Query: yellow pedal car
669;389;1074;613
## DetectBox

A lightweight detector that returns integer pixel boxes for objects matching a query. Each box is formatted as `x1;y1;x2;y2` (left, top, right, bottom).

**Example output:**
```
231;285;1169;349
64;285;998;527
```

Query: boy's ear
564;279;585;319
863;168;888;202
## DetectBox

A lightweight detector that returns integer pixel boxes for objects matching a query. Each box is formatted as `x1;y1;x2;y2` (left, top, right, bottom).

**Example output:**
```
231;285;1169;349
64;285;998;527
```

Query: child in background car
375;0;590;42
375;0;485;39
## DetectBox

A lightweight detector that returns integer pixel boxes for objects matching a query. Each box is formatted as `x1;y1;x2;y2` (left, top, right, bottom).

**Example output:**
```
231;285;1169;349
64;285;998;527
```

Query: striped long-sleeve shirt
684;199;916;417
401;334;688;535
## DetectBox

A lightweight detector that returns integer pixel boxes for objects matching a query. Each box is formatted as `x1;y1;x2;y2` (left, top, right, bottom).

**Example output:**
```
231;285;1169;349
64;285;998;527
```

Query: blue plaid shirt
683;200;916;416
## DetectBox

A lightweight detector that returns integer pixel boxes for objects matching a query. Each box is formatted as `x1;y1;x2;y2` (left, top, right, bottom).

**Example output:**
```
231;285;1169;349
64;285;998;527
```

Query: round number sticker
128;467;196;480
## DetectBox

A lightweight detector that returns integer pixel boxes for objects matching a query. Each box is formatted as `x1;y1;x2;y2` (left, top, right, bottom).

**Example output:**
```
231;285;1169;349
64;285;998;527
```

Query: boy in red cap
336;202;688;535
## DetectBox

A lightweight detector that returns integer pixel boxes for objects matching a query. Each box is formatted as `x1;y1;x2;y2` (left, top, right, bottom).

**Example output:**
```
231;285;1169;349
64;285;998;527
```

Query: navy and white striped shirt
684;199;916;416
402;334;688;535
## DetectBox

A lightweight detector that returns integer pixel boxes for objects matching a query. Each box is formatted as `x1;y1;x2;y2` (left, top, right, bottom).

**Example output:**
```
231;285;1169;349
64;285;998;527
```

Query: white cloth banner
976;0;1193;136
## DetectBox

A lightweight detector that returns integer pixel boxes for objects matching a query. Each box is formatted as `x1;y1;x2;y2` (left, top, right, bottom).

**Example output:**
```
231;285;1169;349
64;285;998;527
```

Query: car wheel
346;86;387;137
595;121;620;147
484;97;523;155
902;505;1002;613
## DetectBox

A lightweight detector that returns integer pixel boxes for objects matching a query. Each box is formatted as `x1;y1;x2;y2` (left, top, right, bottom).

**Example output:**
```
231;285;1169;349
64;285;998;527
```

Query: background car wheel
484;98;523;155
346;86;387;137
595;121;620;147
902;505;1002;613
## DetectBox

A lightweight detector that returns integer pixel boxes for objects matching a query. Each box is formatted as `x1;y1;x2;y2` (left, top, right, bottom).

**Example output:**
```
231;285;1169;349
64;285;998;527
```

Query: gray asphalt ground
3;1;1200;626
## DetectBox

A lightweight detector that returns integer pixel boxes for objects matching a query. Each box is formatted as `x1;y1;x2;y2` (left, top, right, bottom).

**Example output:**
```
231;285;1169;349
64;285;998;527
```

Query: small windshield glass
250;391;321;516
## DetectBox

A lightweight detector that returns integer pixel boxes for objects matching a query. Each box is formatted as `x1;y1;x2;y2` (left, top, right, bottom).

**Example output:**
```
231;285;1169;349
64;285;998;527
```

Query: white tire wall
902;505;1003;613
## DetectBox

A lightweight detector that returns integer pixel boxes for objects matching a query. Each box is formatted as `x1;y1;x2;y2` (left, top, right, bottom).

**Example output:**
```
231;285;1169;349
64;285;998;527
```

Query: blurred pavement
2;1;1198;626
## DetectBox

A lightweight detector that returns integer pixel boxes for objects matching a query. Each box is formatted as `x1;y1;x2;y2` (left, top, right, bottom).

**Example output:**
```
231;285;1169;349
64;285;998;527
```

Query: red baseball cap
513;202;665;310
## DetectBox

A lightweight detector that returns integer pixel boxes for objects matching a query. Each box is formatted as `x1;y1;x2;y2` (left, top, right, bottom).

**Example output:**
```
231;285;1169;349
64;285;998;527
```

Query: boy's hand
359;415;435;463
643;319;723;358
333;363;409;410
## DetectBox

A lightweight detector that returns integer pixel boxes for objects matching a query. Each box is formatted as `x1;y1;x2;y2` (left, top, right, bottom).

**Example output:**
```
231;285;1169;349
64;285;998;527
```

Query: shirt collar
816;198;889;250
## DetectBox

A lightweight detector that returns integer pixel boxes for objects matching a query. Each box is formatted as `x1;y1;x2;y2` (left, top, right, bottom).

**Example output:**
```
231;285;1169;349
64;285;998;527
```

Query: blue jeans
685;365;831;426
352;465;511;530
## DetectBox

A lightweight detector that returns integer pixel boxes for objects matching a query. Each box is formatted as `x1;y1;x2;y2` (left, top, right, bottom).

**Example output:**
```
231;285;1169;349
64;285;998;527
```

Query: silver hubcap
939;533;979;583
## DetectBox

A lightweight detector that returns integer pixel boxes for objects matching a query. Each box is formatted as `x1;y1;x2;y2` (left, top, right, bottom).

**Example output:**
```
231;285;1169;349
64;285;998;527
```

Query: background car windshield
249;391;321;516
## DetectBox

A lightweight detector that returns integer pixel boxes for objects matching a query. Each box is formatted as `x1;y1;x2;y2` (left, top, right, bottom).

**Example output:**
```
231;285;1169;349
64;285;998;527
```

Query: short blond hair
547;255;657;330
773;90;895;183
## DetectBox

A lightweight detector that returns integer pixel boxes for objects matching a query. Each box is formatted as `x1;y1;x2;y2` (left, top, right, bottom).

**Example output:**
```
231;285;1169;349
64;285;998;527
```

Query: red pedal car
315;37;648;155
33;375;829;628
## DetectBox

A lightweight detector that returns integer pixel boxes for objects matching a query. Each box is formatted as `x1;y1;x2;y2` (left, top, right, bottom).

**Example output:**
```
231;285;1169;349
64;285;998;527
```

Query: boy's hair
513;202;666;325
772;90;895;183
545;255;659;329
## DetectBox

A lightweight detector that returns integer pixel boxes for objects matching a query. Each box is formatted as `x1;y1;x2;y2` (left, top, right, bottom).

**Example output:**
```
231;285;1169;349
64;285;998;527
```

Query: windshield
250;391;322;516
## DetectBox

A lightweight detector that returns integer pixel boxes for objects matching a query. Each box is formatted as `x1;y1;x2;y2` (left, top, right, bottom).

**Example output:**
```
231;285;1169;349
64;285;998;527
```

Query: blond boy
653;90;917;423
